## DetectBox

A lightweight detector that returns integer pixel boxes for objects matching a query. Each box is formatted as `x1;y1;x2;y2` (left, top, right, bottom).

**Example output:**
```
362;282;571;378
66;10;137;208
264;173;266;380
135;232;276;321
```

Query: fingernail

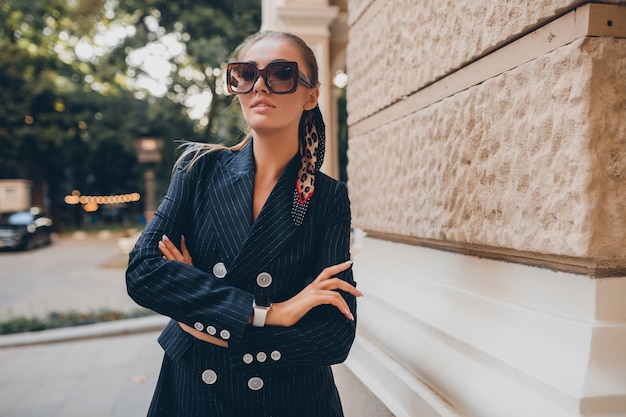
162;234;169;242
345;260;353;265
348;312;354;321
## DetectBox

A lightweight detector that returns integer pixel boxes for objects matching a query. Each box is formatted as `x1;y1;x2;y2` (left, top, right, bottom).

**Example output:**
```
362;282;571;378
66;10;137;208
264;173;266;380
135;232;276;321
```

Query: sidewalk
0;233;393;417
0;315;393;417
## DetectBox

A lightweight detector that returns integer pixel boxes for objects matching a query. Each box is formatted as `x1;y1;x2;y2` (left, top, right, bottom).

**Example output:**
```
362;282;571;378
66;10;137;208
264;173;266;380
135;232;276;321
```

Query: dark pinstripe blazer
126;141;357;416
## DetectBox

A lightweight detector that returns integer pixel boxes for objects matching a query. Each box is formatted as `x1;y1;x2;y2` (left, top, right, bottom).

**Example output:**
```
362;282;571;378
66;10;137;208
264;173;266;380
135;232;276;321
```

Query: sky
73;11;212;120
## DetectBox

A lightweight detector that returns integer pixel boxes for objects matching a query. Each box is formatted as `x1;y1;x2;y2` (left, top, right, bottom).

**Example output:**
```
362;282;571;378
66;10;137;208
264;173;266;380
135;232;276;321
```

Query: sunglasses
226;61;314;95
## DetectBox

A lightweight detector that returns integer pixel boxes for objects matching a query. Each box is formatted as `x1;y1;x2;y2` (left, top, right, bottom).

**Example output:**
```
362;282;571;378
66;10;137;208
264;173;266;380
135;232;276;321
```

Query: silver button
256;272;272;288
213;262;227;278
202;369;218;385
256;352;267;363
193;322;204;332
248;376;264;391
243;353;253;364
206;326;217;335
220;329;230;340
270;350;281;361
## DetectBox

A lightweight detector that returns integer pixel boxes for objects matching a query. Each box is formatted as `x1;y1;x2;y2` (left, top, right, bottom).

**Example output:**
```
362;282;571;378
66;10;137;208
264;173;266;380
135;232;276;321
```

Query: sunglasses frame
226;61;314;95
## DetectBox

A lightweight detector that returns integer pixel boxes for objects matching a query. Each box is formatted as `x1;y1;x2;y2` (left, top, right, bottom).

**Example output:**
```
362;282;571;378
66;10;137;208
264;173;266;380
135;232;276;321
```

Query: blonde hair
174;30;320;172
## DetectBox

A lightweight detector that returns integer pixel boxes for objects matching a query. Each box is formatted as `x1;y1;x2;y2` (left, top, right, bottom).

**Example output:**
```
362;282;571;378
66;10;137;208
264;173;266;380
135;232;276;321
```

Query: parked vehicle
0;207;53;250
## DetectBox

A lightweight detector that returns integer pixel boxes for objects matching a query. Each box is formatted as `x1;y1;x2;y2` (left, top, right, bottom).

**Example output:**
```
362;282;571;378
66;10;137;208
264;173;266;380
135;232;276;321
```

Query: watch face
255;294;271;307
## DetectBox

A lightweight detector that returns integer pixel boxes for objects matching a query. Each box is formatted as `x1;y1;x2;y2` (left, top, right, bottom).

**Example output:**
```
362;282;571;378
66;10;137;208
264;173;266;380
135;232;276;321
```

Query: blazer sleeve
228;181;357;370
125;157;254;345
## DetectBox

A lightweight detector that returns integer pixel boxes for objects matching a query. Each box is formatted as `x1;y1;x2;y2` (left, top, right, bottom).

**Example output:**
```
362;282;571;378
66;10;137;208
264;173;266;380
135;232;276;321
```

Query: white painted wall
349;234;626;417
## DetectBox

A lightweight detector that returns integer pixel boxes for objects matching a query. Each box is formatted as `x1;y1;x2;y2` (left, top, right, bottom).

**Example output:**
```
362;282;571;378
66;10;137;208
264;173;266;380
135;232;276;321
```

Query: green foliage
0;0;261;229
116;0;261;140
0;308;156;335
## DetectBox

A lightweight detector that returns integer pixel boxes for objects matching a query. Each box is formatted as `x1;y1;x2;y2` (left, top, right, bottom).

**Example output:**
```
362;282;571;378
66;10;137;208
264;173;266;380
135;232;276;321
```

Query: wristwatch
252;294;272;327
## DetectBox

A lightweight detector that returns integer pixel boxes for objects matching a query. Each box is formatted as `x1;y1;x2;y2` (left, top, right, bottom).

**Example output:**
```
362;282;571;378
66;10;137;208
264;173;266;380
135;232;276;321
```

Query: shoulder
312;172;351;214
315;172;349;197
303;173;351;229
175;144;236;179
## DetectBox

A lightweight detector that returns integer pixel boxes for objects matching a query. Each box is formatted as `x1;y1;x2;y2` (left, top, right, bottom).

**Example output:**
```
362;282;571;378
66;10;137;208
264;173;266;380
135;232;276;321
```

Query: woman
126;30;361;417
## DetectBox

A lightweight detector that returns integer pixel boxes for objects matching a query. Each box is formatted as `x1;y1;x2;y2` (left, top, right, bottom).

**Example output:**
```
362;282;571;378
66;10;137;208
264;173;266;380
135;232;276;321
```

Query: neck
252;130;299;182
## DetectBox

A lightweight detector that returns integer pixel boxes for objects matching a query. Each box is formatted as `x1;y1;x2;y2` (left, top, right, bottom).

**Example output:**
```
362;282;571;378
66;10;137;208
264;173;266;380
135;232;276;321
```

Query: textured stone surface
347;38;626;260
346;0;624;125
587;38;626;259
346;0;374;25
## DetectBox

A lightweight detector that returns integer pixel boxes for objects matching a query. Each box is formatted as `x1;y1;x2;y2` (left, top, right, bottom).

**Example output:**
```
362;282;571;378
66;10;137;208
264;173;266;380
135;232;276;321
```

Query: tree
0;0;261;230
116;0;262;143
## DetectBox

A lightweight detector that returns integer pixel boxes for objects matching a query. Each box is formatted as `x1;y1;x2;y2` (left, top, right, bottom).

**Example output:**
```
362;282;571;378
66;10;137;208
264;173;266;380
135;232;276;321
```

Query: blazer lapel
226;152;302;288
207;144;255;263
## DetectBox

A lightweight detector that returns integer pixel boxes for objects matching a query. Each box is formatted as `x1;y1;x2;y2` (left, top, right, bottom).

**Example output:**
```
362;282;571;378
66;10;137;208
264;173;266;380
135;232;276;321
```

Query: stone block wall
345;1;626;416
347;1;626;274
347;0;623;124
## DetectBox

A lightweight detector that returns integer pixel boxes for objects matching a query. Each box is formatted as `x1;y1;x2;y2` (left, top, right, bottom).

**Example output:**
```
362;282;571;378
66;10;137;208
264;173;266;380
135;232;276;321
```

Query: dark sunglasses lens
229;63;257;93
267;63;297;93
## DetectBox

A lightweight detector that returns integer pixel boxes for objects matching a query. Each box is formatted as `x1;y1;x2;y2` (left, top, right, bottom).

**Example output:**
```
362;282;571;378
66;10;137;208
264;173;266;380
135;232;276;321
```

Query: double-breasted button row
214;265;273;287
242;350;281;365
202;370;266;392
193;322;230;340
201;369;264;392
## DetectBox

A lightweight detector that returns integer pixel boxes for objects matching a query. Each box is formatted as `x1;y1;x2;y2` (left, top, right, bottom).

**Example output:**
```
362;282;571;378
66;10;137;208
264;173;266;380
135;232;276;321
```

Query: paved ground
0;233;394;417
0;321;163;417
0;231;139;320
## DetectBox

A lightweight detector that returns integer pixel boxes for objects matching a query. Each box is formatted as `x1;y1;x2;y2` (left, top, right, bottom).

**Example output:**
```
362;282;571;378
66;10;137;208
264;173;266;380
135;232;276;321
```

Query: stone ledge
365;230;626;277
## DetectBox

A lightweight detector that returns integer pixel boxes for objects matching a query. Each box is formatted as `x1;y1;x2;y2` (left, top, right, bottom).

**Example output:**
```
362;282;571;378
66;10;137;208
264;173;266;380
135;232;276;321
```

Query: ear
303;87;320;111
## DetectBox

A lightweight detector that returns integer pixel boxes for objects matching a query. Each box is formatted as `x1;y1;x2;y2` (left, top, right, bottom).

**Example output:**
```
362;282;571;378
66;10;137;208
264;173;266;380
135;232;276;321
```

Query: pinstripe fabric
126;141;357;417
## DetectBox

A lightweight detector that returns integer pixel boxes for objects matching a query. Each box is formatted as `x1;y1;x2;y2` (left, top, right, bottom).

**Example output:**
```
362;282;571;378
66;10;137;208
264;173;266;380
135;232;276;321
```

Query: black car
0;207;53;250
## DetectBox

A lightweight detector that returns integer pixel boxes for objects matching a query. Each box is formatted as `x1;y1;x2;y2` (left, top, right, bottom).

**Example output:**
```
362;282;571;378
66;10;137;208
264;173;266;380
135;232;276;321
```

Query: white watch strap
252;303;270;327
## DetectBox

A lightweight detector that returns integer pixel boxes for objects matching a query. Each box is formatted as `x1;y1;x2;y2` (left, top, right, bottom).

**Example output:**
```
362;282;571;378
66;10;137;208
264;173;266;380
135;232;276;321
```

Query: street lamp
134;137;163;223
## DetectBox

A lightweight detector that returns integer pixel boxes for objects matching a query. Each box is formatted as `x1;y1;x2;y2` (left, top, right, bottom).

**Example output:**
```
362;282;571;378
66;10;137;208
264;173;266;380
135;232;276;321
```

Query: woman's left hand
265;261;361;327
158;234;193;266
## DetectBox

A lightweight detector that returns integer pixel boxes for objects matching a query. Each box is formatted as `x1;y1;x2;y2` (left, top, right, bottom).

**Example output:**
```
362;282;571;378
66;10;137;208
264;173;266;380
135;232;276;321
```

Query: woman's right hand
265;261;362;327
158;234;193;266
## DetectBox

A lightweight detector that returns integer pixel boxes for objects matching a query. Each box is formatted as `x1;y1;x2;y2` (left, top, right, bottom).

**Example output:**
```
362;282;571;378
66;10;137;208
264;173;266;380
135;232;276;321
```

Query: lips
250;98;275;109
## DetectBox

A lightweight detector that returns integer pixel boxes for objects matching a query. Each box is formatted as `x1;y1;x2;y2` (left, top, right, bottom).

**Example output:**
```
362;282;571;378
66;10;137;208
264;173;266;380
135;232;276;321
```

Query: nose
253;73;269;93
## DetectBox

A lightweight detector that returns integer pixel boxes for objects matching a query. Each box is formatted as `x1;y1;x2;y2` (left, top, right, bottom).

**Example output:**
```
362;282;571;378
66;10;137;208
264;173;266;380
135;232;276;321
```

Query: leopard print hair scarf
291;105;325;226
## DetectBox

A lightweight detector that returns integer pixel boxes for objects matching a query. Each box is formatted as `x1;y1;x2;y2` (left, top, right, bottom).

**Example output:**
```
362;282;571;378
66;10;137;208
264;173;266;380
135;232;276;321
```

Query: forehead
239;38;304;67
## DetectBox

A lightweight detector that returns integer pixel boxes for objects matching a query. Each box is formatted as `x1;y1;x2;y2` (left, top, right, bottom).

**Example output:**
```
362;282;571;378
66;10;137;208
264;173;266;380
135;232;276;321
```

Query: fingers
318;291;355;320
314;260;353;282
181;236;190;258
180;236;193;264
312;261;362;298
271;261;362;326
158;235;176;260
314;278;361;320
159;235;194;266
319;277;363;298
308;261;362;321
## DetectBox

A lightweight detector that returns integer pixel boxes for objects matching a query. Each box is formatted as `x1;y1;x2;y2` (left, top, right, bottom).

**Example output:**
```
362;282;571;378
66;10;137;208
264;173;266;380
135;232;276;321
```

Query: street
0;232;141;321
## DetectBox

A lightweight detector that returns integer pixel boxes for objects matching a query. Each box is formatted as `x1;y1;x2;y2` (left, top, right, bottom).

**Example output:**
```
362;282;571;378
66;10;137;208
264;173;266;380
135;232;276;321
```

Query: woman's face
236;38;319;138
